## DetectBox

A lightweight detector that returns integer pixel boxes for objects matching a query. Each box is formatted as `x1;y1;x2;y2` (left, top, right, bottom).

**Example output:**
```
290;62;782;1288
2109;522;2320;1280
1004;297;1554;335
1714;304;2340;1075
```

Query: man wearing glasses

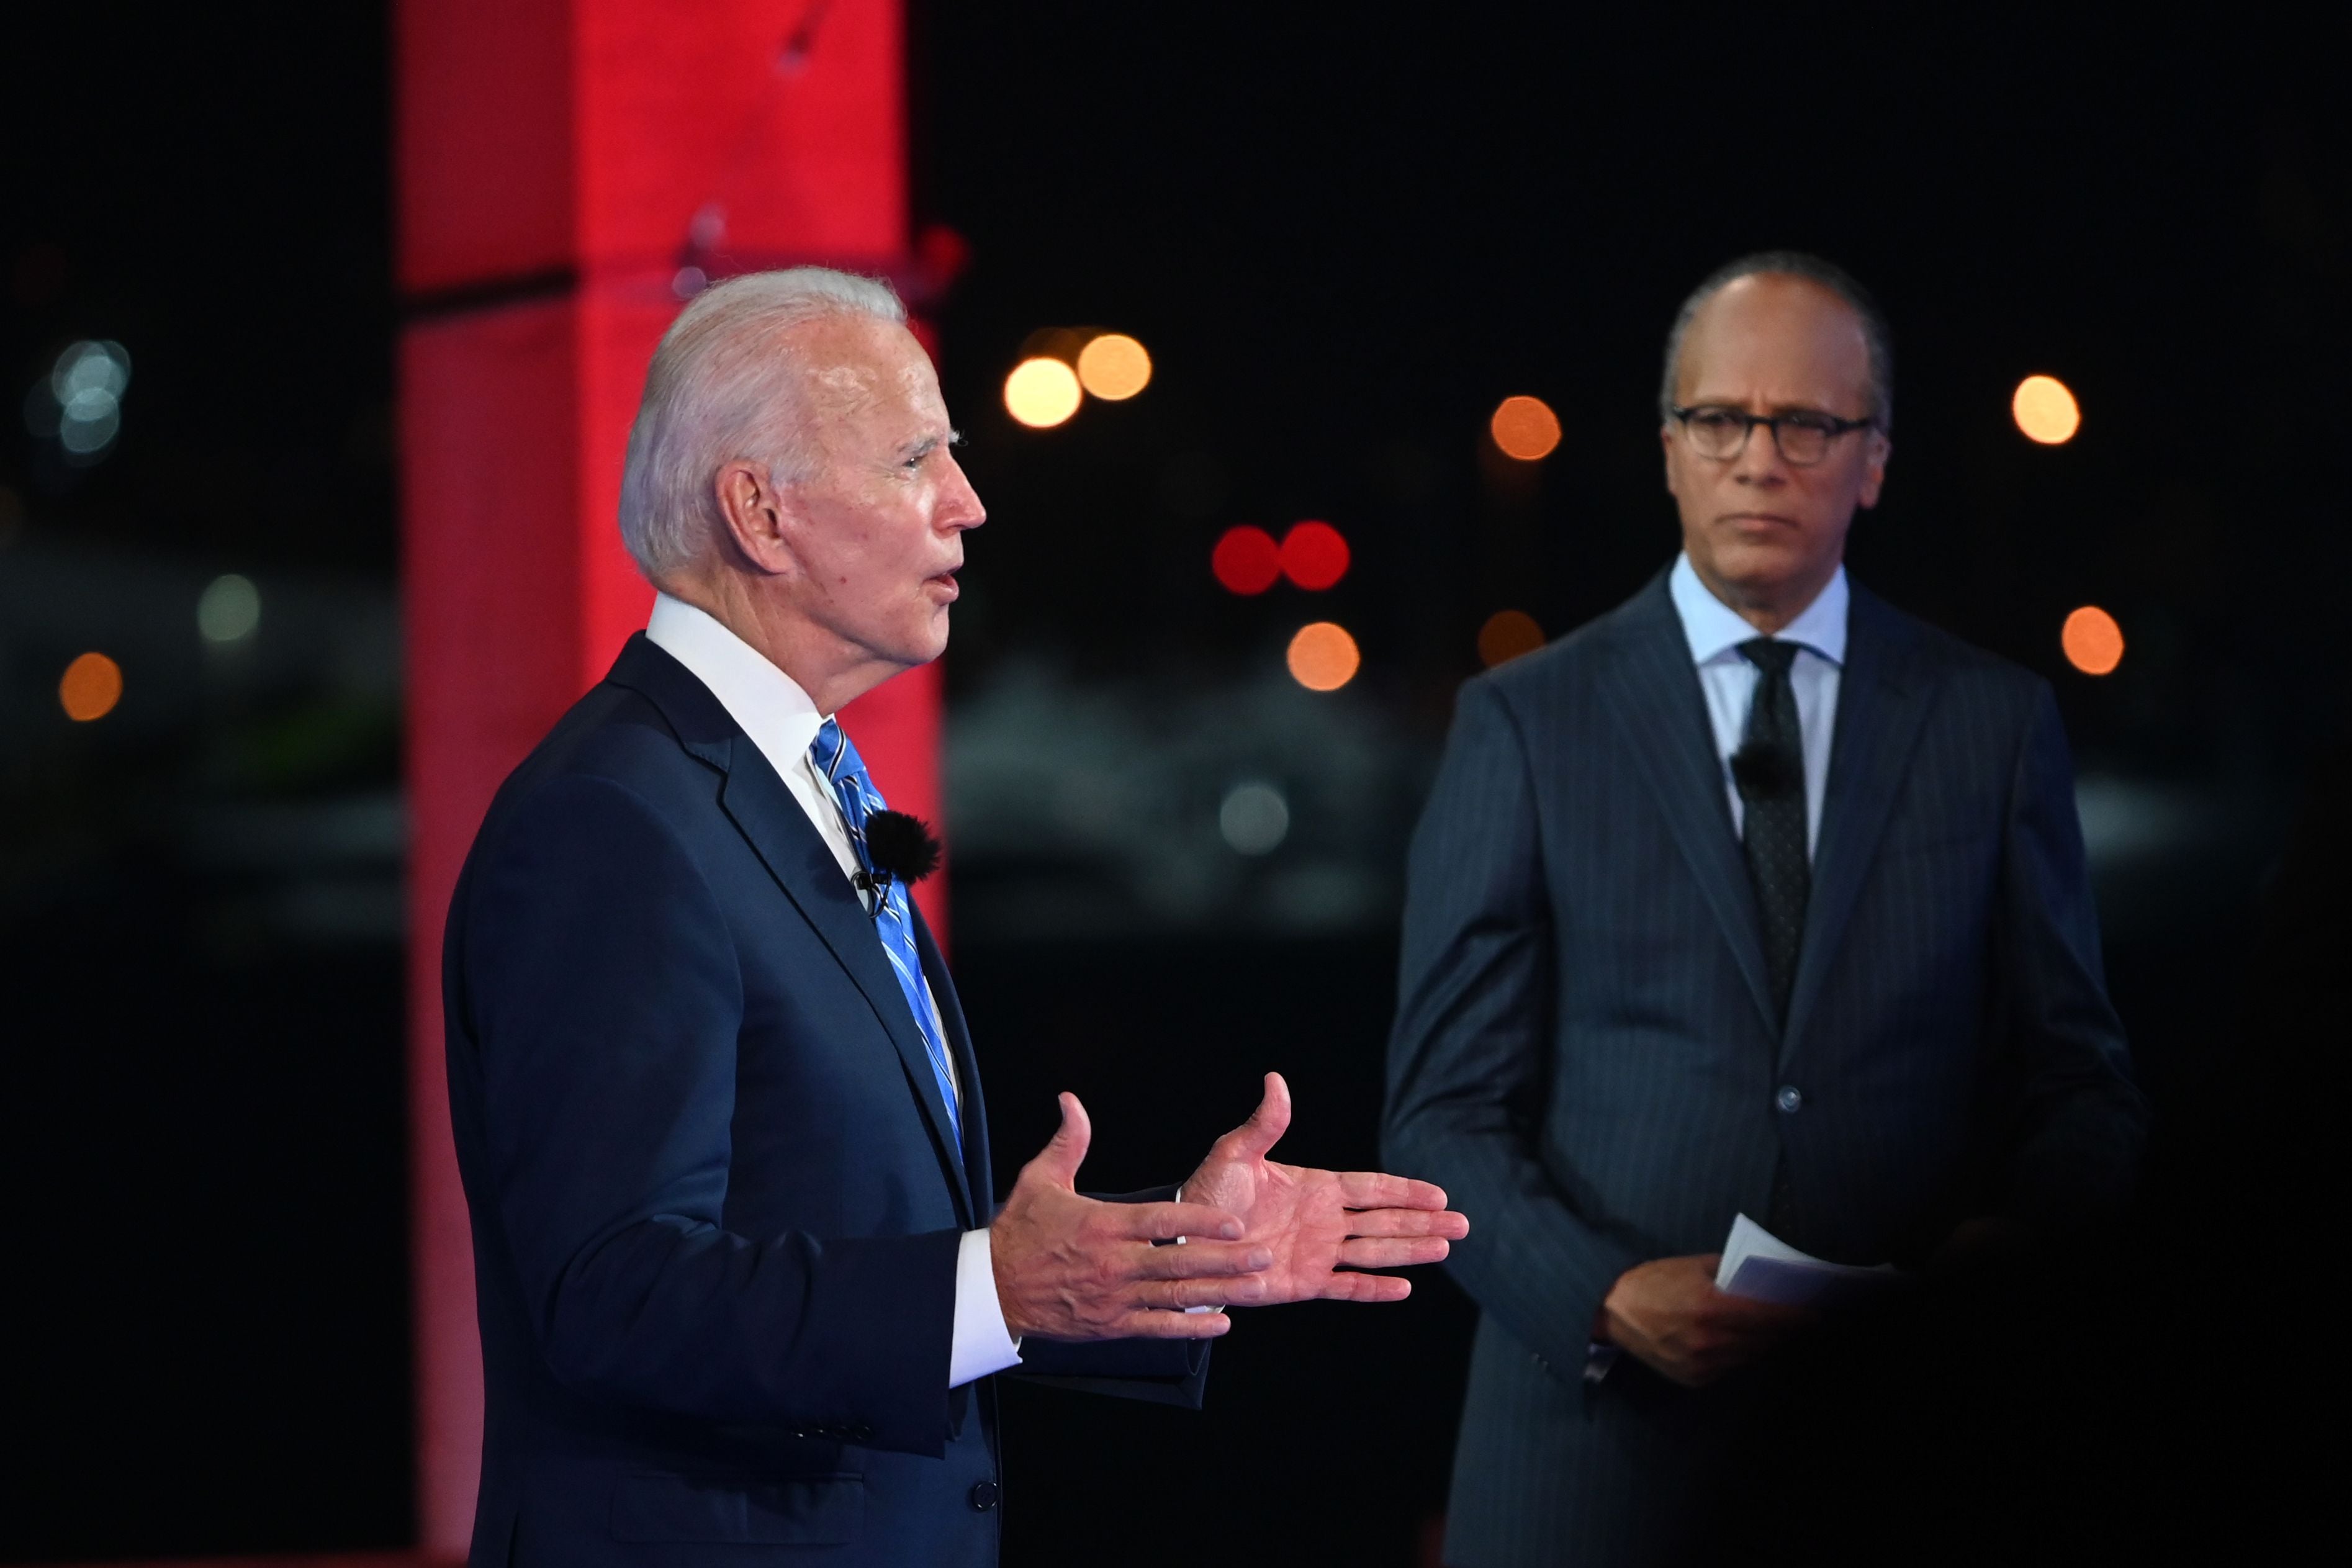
1386;253;2144;1566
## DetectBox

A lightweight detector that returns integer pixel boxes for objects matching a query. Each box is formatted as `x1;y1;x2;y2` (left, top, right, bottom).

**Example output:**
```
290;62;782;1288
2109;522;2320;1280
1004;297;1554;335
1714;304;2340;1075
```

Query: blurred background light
1004;356;1083;427
26;340;132;465
1477;608;1546;667
198;573;263;643
59;651;124;721
1286;621;1360;691
1212;525;1282;594
1218;780;1291;855
1278;520;1349;590
1075;332;1151;399
2012;374;2081;444
2062;605;2125;674
1489;394;1561;461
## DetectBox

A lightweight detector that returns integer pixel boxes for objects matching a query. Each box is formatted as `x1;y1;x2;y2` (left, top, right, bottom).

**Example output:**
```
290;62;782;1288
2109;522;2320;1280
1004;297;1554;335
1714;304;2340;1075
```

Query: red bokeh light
1280;521;1349;590
1212;526;1282;595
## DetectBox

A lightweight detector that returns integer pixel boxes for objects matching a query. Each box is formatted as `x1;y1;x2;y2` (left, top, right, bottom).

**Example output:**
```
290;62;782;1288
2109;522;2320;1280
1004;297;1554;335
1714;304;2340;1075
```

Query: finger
1212;1070;1292;1163
1115;1308;1235;1340
1335;1171;1454;1212
1335;1207;1471;1240
1701;1304;1813;1340
1023;1092;1091;1189
1705;1289;1814;1326
1337;1236;1453;1269
1131;1241;1273;1281
1138;1274;1272;1311
1317;1271;1413;1304
1119;1201;1244;1243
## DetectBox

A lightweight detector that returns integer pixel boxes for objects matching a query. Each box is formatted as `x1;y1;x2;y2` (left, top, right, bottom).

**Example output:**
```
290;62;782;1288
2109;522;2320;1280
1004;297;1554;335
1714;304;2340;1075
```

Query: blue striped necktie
808;717;962;1161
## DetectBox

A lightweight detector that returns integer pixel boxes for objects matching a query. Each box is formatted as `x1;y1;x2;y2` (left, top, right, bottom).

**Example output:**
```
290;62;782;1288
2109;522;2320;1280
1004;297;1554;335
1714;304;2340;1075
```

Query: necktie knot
1739;638;1801;677
810;716;865;789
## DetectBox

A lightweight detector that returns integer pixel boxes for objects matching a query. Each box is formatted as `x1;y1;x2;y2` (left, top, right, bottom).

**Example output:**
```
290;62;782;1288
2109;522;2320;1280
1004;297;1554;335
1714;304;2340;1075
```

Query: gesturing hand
1180;1073;1469;1305
990;1093;1273;1341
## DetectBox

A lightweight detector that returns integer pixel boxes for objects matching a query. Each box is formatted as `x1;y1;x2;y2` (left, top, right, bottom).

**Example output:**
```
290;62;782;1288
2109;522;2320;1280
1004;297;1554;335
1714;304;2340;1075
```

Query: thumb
1223;1071;1292;1160
1025;1091;1091;1189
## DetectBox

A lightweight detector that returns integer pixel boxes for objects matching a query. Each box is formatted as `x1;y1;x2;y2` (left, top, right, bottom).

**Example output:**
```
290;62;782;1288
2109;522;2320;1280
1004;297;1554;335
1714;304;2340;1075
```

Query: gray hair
618;266;908;580
1657;251;1894;432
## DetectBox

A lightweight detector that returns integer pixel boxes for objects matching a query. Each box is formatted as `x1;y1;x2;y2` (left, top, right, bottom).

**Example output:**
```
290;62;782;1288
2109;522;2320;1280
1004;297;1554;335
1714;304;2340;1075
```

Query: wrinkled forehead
785;314;942;421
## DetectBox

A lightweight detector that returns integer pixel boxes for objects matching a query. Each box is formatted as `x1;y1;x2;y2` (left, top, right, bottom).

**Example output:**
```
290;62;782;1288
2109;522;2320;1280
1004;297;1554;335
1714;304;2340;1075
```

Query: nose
937;453;988;531
1730;413;1790;487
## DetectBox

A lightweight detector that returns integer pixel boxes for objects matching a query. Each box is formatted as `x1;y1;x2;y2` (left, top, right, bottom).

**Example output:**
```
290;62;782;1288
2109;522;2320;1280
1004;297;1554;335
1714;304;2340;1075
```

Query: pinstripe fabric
1384;569;2145;1567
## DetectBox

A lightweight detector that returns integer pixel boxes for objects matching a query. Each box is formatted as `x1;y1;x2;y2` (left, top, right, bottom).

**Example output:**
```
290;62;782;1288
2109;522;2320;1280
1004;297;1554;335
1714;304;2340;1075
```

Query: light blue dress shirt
1667;552;1849;858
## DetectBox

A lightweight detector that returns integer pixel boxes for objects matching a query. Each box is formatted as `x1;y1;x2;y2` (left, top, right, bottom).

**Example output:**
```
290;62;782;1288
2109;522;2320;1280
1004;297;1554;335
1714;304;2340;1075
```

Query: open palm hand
1180;1073;1468;1304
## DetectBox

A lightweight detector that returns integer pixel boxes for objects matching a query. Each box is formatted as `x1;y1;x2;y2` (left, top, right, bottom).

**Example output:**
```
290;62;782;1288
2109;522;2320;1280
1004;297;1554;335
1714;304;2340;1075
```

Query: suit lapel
1598;578;1781;1037
1780;587;1938;1059
608;636;975;1227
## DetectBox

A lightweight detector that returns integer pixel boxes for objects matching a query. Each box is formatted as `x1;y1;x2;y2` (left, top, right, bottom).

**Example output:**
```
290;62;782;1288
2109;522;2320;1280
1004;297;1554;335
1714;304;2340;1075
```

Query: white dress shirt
645;592;1022;1389
1667;552;1849;857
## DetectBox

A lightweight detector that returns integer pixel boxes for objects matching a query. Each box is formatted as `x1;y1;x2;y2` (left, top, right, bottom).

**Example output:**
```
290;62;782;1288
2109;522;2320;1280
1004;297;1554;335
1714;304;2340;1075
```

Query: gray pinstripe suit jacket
1384;569;2144;1567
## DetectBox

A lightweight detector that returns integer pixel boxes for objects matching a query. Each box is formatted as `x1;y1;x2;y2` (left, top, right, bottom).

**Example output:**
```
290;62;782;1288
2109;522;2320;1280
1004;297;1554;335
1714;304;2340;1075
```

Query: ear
712;459;803;577
1660;420;1681;497
1855;431;1892;510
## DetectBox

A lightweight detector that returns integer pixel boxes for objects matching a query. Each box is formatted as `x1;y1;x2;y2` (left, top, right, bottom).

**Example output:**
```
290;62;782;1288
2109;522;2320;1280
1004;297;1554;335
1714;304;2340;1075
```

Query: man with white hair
439;268;1467;1566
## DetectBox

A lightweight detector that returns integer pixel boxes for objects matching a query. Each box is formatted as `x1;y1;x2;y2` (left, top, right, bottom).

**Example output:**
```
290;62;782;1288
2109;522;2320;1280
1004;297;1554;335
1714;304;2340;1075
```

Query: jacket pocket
609;1469;865;1545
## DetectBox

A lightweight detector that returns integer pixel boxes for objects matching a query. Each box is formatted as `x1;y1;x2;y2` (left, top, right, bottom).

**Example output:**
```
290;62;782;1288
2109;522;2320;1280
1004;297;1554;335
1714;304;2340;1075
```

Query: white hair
618;266;908;581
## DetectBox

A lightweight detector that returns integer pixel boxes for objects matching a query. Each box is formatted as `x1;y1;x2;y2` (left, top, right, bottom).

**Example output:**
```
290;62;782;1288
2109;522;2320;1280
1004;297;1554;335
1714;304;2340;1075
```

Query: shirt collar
644;592;826;778
1667;551;1849;668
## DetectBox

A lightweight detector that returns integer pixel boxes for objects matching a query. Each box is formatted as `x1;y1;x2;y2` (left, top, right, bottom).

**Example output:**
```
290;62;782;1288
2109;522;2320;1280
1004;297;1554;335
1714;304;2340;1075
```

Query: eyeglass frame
1668;403;1881;467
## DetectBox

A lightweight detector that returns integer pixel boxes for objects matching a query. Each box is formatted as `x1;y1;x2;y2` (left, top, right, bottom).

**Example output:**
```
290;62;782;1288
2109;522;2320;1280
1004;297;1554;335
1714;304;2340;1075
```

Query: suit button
848;1423;873;1443
969;1479;1000;1512
1775;1086;1803;1113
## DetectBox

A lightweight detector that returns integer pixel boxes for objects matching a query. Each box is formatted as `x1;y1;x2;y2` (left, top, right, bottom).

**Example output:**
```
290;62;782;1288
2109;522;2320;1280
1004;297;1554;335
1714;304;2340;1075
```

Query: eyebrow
902;428;963;461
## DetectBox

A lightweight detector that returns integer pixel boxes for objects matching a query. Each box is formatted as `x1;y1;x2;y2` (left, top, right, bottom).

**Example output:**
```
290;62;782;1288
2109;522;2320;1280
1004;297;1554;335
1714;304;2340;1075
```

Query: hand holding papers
1714;1213;1908;1309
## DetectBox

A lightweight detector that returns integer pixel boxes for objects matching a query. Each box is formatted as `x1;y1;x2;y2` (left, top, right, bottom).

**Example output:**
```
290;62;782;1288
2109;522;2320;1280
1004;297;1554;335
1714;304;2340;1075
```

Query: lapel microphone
854;809;944;908
1729;740;1804;801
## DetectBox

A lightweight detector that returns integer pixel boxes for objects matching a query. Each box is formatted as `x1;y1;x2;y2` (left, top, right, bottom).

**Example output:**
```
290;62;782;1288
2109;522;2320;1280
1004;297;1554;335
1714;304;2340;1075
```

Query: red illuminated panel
579;0;907;268
395;0;575;293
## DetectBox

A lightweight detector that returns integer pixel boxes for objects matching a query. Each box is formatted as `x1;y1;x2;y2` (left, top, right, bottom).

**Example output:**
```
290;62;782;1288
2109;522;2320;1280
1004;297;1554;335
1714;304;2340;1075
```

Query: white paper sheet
1713;1213;1906;1308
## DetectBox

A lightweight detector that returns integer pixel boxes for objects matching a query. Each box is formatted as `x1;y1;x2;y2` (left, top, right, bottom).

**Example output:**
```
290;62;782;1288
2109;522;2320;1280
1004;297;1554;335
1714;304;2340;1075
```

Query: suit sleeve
1384;677;1639;1376
1987;684;2148;1228
462;773;960;1456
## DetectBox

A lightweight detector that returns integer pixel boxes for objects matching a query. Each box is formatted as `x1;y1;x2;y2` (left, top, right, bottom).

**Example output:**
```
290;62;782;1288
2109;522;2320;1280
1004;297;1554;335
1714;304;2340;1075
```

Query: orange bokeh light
1286;622;1361;692
2012;375;2081;444
2061;606;2124;675
1004;356;1082;428
1477;609;1545;667
60;651;123;721
1490;395;1562;461
1076;333;1151;400
1279;521;1350;590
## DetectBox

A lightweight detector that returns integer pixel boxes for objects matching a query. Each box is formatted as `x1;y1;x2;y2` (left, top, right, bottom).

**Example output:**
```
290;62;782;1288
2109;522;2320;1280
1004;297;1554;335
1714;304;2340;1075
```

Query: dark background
2;4;2342;1562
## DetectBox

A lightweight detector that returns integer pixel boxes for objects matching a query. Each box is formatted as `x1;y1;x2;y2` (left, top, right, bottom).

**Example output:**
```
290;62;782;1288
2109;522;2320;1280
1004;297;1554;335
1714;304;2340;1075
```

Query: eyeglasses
1670;405;1878;467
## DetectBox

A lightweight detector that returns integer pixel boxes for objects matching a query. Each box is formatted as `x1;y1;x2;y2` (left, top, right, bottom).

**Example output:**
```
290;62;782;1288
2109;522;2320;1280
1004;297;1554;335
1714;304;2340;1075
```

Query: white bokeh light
1219;782;1291;856
197;573;262;643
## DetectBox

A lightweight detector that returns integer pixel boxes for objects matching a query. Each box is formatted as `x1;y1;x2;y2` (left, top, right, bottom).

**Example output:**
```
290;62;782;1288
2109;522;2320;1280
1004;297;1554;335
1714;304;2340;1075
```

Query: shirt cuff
949;1227;1024;1389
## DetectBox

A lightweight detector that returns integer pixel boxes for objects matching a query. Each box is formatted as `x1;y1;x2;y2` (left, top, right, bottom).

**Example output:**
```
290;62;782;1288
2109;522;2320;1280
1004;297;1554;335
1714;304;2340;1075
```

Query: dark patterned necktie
1734;639;1809;1024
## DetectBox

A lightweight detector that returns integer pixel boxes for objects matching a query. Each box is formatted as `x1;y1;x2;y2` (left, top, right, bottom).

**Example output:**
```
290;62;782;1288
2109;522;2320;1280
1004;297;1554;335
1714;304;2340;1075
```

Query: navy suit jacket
444;634;1203;1567
1383;571;2145;1567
